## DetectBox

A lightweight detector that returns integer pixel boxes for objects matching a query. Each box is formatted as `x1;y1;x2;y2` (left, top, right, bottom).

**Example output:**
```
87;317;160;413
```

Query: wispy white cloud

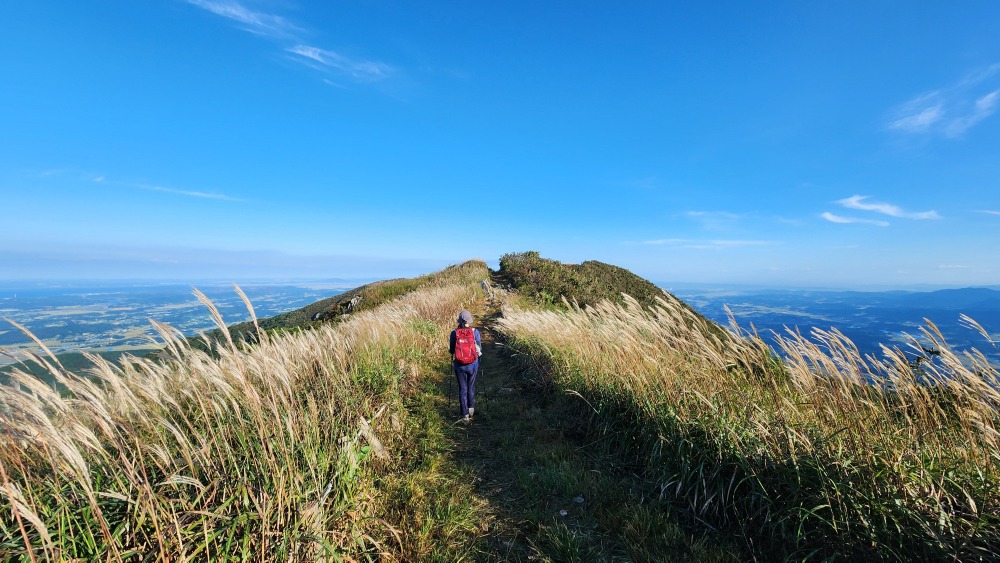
287;45;393;81
136;183;243;202
185;0;392;83
185;0;300;38
958;63;1000;87
642;238;776;250
90;176;244;202
945;90;999;137
889;93;943;133
820;212;890;227
837;195;939;220
889;64;1000;138
978;210;1000;216
35;168;242;202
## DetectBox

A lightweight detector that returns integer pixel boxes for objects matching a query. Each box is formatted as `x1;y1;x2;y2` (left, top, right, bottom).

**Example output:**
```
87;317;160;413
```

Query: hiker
449;310;481;423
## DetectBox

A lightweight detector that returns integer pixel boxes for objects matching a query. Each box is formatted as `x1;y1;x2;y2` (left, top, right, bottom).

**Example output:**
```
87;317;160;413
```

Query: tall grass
495;294;1000;559
0;261;488;561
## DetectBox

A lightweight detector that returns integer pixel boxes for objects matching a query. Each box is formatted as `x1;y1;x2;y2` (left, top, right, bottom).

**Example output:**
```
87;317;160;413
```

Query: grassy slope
6;253;995;560
1;264;482;382
495;254;1000;560
444;304;738;561
0;256;737;561
0;261;495;561
0;350;156;386
497;251;672;310
216;263;486;343
497;251;727;339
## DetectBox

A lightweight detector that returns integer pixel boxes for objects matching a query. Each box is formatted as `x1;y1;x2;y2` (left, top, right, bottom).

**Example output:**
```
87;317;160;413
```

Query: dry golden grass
496;293;1000;559
6;255;996;560
0;261;489;561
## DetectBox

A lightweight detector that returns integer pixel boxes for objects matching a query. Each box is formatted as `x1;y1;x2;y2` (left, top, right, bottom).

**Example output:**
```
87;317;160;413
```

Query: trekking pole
482;364;489;404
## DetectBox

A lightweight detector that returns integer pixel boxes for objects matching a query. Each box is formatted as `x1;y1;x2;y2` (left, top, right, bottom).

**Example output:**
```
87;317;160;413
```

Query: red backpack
454;327;478;364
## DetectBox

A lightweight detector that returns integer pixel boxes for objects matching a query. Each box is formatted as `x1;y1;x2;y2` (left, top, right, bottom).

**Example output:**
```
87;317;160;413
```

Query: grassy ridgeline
497;251;727;341
498;250;674;311
495;275;1000;559
5;253;999;560
0;261;490;561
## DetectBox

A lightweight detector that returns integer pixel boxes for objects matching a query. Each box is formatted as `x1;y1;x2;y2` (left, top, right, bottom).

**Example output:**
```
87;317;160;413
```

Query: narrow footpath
434;302;733;561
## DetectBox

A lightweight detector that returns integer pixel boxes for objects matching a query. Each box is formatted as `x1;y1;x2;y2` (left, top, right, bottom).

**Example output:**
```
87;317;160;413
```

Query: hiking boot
460;415;471;424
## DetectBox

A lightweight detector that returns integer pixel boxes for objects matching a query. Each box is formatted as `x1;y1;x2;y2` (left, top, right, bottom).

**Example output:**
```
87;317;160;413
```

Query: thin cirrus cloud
821;195;938;227
888;64;1000;138
136;183;244;202
185;0;301;38
820;212;889;227
837;195;939;220
34;170;239;202
184;0;392;83
287;46;392;81
91;176;243;202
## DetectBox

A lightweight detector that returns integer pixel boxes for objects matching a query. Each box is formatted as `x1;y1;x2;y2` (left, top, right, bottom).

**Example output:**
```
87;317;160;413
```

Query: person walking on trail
449;310;481;424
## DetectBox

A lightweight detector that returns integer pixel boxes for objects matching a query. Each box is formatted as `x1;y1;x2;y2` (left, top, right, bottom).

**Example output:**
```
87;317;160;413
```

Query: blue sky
2;1;999;288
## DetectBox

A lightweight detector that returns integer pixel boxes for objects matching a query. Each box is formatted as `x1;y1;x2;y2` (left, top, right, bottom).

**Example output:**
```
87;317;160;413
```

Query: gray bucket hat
458;310;473;325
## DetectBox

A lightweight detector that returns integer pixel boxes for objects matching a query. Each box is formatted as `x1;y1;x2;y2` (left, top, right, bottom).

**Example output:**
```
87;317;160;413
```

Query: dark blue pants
454;359;478;417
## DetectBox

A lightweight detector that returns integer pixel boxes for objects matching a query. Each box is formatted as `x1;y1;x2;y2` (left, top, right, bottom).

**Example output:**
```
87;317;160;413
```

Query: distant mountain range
669;286;1000;364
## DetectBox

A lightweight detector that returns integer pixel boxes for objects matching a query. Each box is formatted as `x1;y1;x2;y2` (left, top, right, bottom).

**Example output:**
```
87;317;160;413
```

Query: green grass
498;250;668;310
0;261;492;561
497;251;725;340
496;290;1000;560
5;254;997;560
0;349;157;388
202;261;491;351
440;306;739;562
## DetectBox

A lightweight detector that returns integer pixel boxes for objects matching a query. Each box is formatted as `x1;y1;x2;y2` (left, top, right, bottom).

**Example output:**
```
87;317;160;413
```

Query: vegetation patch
4;254;998;560
498;251;675;310
497;251;724;339
0;261;491;561
496;293;1000;559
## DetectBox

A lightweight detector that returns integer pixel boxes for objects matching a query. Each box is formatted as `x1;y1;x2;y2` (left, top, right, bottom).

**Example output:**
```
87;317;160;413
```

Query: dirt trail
439;306;641;561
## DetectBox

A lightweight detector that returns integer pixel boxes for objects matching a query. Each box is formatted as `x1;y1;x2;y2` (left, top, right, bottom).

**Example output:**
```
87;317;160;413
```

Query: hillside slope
493;258;1000;559
497;251;727;339
0;259;495;561
213;263;488;343
194;252;715;347
4;255;997;560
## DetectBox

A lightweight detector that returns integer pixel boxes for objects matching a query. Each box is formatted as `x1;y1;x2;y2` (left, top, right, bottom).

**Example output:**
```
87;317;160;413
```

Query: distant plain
0;282;354;367
2;282;998;370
